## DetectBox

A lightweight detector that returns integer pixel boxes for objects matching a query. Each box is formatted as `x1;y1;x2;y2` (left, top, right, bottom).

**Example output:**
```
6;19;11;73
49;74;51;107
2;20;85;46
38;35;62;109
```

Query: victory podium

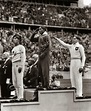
1;88;91;111
0;70;91;111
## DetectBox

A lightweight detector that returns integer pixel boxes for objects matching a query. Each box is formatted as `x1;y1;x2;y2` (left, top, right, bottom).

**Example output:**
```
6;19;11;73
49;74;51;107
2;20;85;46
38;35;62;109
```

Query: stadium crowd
0;0;90;99
0;0;90;28
0;27;90;71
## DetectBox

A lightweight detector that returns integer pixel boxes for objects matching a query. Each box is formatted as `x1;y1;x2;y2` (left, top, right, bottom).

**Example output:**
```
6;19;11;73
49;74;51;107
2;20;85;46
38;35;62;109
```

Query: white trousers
12;62;25;99
70;59;82;97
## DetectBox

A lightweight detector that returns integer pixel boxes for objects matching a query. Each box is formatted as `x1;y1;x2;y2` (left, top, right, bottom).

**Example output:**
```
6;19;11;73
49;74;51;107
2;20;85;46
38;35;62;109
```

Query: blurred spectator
1;52;12;98
0;37;3;60
23;54;39;88
0;1;89;28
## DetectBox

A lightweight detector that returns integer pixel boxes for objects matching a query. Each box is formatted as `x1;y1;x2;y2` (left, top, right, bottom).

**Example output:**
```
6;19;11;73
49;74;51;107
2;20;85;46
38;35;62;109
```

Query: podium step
24;88;36;101
1;88;91;111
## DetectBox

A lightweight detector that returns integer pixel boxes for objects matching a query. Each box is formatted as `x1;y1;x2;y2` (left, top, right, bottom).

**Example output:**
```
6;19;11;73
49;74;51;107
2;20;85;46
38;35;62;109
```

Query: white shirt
12;45;26;63
57;39;86;67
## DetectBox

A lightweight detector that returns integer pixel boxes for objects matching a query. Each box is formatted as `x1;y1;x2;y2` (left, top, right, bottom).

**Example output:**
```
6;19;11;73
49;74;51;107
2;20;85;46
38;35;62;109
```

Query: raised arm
53;36;71;48
30;28;39;42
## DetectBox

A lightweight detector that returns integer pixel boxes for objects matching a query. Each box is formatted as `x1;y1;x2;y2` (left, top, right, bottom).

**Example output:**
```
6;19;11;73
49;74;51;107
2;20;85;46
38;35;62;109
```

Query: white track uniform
55;39;86;97
12;44;26;99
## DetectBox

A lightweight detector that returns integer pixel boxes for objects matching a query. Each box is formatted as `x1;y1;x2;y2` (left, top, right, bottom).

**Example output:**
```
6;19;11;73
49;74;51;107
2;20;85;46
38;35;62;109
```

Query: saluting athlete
30;26;51;89
11;34;26;100
53;35;86;97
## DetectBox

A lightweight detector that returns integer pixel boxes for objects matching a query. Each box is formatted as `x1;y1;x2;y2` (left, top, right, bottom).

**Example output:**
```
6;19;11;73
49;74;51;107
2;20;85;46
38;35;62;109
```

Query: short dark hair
73;34;81;41
12;33;21;43
39;26;46;31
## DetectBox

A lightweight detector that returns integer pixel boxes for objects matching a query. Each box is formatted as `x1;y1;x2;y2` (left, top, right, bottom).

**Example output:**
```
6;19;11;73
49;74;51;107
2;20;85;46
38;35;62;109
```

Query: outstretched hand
51;35;57;40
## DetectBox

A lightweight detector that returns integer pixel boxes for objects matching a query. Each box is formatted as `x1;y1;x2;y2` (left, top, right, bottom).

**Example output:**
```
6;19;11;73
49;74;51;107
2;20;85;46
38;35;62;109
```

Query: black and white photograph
0;0;91;111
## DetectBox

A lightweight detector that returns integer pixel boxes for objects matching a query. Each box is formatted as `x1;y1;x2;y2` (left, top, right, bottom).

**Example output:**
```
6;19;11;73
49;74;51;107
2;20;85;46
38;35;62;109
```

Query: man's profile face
72;37;78;44
38;27;44;34
28;58;35;66
13;37;19;44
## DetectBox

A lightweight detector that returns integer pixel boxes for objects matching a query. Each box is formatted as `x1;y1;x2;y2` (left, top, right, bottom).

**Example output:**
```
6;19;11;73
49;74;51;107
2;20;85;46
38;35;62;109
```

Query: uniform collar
73;42;79;46
43;31;48;35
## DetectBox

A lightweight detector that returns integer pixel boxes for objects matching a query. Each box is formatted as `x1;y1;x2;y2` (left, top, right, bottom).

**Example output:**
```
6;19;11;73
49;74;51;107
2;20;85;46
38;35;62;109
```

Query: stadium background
0;0;91;89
